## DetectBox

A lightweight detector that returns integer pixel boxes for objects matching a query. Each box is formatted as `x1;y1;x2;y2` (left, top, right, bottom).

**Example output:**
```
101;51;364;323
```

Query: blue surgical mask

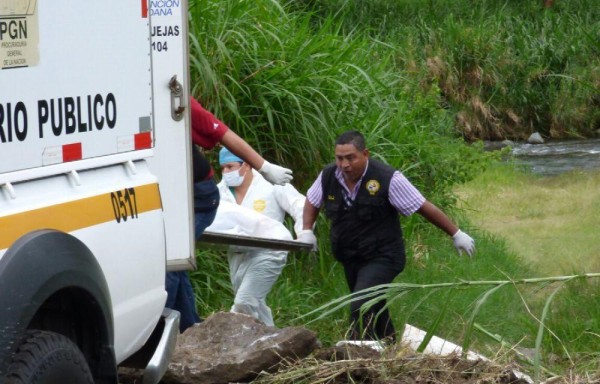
223;169;244;187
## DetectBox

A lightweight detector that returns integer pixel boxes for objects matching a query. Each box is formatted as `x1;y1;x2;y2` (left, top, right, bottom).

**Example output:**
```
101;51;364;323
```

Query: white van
0;1;195;382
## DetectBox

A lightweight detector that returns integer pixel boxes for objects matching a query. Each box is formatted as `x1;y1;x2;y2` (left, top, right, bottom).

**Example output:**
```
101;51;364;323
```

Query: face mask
223;169;244;187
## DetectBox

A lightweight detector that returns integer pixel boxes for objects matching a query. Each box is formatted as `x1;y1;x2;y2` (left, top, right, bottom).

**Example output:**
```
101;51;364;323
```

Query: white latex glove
259;160;293;185
296;229;317;252
452;229;475;257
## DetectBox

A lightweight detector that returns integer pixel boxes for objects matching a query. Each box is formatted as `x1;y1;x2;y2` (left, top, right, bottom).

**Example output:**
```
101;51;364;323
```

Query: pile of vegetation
255;344;534;384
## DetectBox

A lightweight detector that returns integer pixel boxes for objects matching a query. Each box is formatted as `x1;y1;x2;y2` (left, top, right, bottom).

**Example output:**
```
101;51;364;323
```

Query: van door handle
168;75;185;121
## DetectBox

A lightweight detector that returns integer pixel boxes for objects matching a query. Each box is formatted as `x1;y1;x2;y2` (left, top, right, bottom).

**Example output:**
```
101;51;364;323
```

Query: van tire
5;330;94;384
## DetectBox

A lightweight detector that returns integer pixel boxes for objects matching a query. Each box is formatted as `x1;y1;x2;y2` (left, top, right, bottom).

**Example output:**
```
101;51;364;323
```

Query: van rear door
146;0;195;271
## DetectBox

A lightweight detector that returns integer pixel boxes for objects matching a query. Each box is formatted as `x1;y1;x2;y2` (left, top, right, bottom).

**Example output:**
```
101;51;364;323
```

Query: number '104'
152;41;168;52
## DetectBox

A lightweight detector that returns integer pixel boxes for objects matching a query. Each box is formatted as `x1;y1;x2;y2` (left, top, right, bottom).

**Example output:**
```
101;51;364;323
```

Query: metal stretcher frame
197;231;313;252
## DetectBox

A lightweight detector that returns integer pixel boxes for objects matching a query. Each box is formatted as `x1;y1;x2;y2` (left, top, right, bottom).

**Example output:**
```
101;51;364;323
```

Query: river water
485;138;600;176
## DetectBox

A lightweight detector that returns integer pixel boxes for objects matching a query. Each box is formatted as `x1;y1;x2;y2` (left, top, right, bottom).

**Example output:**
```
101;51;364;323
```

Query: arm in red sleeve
190;96;229;150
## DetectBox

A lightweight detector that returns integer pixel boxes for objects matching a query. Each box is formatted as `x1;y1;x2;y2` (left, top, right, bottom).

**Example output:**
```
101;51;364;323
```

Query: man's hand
452;229;475;257
259;160;293;185
296;229;317;252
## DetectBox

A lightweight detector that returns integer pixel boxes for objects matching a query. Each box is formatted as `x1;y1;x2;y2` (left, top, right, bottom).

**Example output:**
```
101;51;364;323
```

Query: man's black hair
335;130;366;151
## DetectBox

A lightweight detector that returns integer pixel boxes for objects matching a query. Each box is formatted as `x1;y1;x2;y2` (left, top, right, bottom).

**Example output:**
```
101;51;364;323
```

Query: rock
162;312;320;384
527;132;544;144
482;140;514;152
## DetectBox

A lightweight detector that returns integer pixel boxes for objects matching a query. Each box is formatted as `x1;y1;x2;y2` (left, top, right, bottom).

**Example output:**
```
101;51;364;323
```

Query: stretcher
198;231;313;252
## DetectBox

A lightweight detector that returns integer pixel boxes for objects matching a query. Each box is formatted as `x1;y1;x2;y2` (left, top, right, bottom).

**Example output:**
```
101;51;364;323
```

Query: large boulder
527;132;544;144
162;312;320;384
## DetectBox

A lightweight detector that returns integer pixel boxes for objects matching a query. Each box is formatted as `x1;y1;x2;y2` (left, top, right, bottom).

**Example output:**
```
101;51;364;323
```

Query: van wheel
5;330;94;384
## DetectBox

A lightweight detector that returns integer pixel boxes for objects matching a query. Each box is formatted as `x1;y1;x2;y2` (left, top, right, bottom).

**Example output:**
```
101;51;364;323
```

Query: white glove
296;229;317;252
452;229;475;257
259;160;293;185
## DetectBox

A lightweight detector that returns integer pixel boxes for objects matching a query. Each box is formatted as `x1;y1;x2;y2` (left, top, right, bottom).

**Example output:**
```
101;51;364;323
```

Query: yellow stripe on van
0;183;162;250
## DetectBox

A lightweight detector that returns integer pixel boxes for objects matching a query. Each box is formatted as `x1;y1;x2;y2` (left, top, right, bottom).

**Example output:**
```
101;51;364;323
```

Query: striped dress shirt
306;160;425;216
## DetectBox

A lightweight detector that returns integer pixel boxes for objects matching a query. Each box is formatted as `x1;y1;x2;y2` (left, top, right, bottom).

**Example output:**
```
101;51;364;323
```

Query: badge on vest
365;180;380;195
327;194;335;201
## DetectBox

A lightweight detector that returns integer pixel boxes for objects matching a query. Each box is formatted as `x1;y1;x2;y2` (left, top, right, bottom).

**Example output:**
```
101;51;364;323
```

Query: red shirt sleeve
190;97;229;150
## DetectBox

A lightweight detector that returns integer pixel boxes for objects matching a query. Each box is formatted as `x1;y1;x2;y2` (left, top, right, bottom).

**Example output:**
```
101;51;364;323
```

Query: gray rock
162;312;320;384
527;132;544;144
482;140;514;152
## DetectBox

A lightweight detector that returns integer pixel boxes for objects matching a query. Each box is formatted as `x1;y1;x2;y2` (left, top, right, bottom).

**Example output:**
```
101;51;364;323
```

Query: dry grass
254;343;598;384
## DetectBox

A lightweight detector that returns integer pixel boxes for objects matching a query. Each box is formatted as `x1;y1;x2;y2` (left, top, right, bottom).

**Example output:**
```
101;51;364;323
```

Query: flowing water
486;138;600;176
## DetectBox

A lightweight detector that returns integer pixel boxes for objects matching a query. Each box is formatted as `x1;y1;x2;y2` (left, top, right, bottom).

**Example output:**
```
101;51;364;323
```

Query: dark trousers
165;271;201;333
342;255;404;341
165;179;219;333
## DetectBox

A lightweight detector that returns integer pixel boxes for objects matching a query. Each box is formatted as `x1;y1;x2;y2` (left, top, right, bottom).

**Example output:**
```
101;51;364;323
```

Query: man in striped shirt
297;130;475;342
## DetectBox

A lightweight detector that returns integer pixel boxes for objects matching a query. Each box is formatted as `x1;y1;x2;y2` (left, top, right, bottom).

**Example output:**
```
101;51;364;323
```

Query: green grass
456;164;600;275
450;164;600;374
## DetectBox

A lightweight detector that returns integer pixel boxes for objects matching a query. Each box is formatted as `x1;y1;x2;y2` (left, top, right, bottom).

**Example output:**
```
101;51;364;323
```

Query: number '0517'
110;188;139;223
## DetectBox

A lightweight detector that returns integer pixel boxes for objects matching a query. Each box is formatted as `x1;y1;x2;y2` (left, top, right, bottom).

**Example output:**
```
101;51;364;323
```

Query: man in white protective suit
215;147;305;326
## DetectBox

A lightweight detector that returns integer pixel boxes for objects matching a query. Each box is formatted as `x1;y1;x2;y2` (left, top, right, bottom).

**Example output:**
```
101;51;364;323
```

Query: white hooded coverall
216;170;305;326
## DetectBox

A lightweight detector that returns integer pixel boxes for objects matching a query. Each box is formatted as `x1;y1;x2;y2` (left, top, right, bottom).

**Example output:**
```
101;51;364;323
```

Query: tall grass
187;0;489;196
300;0;600;140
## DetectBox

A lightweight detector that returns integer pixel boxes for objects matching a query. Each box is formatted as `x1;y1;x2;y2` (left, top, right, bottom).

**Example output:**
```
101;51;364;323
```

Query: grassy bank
454;165;600;373
300;0;600;141
456;164;600;275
